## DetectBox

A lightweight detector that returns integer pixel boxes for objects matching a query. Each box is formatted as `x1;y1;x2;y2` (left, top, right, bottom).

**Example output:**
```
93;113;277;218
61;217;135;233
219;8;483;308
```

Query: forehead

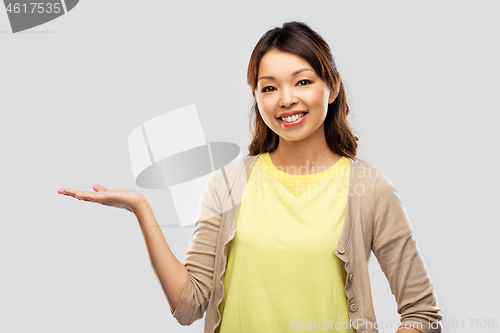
258;49;313;76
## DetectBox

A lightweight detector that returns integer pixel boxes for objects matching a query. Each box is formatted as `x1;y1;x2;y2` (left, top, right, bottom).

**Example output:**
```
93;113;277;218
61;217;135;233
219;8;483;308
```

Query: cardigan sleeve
371;171;443;333
170;170;224;325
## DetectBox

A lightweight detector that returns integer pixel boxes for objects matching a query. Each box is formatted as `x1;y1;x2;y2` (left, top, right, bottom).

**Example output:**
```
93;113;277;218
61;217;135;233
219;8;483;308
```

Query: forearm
134;200;189;312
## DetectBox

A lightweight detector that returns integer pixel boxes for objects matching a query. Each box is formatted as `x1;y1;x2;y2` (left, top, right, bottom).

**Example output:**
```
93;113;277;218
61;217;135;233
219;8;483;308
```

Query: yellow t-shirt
217;152;356;332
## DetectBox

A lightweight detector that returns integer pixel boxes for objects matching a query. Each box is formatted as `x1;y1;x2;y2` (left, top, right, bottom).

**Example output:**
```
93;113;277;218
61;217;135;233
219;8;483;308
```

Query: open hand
58;185;146;214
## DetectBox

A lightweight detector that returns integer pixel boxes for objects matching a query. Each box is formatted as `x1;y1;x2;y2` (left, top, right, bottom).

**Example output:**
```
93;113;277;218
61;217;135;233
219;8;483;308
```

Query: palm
58;185;146;213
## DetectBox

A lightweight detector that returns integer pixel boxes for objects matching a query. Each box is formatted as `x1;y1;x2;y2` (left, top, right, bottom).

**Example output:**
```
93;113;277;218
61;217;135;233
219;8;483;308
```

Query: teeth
281;113;304;123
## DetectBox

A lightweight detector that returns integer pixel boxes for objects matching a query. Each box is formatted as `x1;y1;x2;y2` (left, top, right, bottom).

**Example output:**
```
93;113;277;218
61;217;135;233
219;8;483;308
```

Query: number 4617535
6;3;62;14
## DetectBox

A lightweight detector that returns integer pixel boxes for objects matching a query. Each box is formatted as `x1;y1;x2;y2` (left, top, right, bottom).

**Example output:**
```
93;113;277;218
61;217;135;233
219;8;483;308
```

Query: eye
297;79;312;86
261;86;276;93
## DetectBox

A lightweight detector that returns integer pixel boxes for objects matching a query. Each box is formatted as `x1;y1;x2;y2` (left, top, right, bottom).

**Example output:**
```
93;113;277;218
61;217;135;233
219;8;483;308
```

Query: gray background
1;1;499;332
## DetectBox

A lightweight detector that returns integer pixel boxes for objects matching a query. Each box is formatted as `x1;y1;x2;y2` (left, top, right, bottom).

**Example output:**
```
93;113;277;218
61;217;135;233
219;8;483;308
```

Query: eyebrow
257;68;314;82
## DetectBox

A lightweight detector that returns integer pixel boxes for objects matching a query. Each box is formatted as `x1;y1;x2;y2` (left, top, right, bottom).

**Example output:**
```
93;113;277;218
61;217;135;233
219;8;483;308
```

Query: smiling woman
170;21;443;333
58;21;443;333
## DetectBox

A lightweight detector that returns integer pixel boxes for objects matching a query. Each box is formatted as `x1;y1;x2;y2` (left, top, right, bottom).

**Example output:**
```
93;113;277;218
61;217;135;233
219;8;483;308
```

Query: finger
74;191;94;200
93;184;108;192
80;189;112;201
60;188;76;196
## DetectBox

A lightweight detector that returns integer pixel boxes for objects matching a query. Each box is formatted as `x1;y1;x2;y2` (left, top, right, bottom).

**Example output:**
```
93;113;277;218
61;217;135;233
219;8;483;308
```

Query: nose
279;87;298;108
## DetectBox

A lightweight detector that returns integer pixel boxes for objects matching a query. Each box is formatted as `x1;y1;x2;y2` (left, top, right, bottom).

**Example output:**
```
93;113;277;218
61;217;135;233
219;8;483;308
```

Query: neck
270;124;341;175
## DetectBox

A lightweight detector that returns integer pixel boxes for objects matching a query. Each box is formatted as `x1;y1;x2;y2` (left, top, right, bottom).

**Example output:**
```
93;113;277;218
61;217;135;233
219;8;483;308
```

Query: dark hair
247;21;360;161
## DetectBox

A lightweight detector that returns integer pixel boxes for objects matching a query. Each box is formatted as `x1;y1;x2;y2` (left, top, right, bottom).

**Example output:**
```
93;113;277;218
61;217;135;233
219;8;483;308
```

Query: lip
277;112;308;127
276;110;308;118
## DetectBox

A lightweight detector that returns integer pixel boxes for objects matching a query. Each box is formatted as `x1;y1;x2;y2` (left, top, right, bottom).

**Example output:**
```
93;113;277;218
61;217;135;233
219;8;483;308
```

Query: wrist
133;198;150;216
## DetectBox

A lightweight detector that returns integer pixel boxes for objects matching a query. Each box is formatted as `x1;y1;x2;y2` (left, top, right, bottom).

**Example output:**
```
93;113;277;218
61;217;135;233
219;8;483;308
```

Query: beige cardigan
170;154;443;333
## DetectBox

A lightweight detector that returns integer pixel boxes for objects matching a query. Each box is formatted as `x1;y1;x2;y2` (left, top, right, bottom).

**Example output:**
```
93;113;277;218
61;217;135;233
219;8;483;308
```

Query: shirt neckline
260;152;349;184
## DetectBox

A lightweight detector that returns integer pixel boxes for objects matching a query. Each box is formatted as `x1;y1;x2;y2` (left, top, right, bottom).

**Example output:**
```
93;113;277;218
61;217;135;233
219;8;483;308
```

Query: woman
59;22;442;333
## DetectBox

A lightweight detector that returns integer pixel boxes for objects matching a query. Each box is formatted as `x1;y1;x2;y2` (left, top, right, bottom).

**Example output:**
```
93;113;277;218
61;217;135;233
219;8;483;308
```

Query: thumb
93;184;108;192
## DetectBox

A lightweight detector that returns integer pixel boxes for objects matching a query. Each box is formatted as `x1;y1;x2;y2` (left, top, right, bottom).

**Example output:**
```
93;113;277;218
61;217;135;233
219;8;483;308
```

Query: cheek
256;97;279;129
255;98;268;122
256;96;274;117
303;90;330;112
309;88;329;106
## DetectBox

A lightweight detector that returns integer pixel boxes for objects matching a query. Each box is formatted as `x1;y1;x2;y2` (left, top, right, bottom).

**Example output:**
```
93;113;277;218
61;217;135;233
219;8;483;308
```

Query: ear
328;84;340;104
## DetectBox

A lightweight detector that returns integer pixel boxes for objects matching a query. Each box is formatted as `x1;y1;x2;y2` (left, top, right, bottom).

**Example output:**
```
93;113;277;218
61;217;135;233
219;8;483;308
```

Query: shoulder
349;157;381;185
349;158;397;198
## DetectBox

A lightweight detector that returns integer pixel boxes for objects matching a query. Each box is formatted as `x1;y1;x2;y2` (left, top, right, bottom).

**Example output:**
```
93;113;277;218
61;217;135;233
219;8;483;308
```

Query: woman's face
255;49;337;143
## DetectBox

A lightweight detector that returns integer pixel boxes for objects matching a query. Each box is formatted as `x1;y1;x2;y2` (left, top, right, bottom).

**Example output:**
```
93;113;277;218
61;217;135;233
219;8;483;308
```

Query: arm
136;170;223;326
134;200;189;313
371;172;443;333
59;185;190;315
59;174;222;326
169;171;224;325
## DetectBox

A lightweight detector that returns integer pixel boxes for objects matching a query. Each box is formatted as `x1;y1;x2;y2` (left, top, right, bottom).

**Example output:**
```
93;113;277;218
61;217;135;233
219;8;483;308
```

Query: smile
277;112;308;127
